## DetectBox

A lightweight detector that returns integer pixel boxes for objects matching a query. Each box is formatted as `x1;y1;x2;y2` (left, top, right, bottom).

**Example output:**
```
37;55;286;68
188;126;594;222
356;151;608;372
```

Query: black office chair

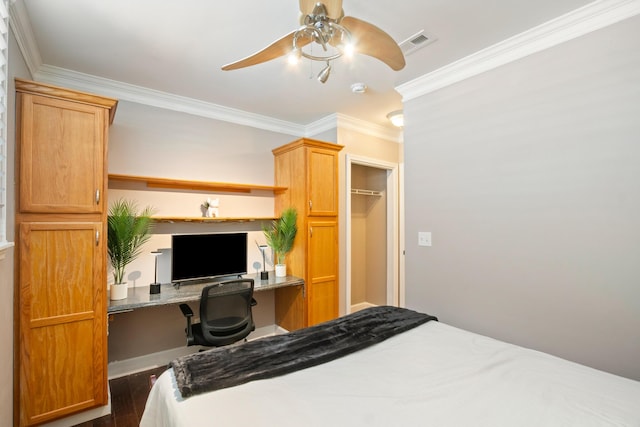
179;278;257;347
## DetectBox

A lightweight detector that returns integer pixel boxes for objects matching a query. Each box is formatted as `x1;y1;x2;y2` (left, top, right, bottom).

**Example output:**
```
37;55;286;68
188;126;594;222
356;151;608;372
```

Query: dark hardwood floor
74;366;168;427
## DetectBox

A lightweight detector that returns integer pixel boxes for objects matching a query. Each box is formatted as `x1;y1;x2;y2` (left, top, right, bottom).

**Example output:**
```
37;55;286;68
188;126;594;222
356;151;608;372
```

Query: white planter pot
275;264;287;277
110;282;129;300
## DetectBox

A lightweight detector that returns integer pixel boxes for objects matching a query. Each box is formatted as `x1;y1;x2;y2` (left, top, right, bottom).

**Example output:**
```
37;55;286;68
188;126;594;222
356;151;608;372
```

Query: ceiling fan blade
299;0;343;20
222;31;310;71
341;16;406;71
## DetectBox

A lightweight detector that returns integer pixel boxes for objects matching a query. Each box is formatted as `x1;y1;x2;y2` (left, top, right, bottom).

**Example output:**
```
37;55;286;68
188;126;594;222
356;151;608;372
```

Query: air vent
399;30;437;56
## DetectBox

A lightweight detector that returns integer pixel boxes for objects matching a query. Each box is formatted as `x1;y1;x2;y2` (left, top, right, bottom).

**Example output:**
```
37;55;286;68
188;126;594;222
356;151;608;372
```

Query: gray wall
404;15;640;381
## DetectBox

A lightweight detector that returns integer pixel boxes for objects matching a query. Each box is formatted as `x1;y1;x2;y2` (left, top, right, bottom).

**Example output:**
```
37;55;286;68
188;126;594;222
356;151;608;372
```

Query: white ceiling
16;0;595;134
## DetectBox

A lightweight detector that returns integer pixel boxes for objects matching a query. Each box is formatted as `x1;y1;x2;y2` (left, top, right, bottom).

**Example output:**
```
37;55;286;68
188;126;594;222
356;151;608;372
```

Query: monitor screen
171;232;247;284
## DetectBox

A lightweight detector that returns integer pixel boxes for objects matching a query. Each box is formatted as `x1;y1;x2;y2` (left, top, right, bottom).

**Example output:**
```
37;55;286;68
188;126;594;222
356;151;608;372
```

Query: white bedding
140;321;640;426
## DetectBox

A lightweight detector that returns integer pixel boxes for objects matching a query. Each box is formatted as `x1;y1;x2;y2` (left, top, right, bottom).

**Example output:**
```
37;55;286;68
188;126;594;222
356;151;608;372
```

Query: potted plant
262;207;297;277
107;198;156;300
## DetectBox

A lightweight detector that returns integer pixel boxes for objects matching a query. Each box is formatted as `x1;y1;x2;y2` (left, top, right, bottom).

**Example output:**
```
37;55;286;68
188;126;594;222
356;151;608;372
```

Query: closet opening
345;155;399;314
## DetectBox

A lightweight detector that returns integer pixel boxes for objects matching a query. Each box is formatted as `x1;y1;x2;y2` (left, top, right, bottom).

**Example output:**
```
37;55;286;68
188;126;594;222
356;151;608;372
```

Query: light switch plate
418;231;432;247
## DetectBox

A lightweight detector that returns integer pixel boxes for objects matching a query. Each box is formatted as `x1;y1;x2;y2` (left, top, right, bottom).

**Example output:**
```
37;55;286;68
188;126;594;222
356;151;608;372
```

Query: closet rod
351;188;382;196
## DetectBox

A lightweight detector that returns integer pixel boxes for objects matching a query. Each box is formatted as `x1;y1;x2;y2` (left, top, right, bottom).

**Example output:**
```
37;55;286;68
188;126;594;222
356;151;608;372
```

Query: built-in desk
107;273;304;314
106;273;304;377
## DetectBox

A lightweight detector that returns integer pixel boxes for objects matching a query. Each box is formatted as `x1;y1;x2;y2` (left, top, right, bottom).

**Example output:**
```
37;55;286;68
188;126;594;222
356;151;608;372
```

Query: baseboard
108;346;200;379
107;324;282;379
275;325;289;335
250;324;285;339
351;302;376;313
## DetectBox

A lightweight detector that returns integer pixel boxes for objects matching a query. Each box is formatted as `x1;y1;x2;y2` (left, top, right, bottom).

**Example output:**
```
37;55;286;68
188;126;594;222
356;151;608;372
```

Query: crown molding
8;0;41;76
304;114;338;137
34;64;401;141
397;0;640;101
305;114;403;143
34;65;308;136
336;114;403;143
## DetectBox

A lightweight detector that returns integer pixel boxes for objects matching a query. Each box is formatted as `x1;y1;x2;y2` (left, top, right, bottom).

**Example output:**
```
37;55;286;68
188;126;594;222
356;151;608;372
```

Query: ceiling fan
221;0;406;82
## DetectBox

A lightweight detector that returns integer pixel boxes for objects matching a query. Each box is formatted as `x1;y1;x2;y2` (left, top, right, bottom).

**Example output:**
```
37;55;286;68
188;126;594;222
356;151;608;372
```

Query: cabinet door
307;147;338;216
19;93;106;213
307;220;338;326
18;222;107;425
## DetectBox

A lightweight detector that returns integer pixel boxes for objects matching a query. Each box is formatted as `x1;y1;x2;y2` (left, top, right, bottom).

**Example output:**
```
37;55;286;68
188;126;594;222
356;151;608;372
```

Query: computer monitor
171;232;247;284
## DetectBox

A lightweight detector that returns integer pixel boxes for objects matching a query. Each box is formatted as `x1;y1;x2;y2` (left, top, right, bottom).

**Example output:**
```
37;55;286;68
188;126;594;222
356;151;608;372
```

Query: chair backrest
199;278;255;347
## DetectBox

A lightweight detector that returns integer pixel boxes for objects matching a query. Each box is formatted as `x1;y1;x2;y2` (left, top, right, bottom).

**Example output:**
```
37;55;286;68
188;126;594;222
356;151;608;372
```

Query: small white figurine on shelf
202;197;219;218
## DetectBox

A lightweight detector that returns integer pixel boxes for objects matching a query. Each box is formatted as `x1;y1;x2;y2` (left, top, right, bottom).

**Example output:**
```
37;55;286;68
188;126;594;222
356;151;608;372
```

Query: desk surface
107;273;304;314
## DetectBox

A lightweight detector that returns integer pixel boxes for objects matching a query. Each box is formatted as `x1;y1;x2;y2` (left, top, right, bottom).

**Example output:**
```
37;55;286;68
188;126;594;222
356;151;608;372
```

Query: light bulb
288;48;301;65
343;42;355;57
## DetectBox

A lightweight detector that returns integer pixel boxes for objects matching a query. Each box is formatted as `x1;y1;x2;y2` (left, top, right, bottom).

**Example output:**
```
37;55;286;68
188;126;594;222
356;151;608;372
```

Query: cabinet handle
96;189;100;205
310;226;313;237
96;231;100;246
309;200;312;211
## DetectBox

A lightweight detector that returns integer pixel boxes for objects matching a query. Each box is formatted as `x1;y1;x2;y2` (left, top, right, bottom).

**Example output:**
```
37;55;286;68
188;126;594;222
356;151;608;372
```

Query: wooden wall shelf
108;174;287;194
151;216;275;224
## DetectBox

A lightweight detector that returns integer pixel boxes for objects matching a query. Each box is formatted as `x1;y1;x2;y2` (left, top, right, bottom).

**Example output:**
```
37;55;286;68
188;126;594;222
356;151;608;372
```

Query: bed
140;306;640;426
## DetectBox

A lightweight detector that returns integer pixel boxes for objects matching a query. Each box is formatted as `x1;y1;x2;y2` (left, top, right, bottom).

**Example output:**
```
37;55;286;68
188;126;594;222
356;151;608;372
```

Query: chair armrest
179;303;194;318
179;304;195;346
251;298;257;307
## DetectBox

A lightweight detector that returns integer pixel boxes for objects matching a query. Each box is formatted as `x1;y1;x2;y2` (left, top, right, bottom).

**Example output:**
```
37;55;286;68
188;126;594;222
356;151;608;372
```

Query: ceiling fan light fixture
221;0;406;80
387;110;404;127
317;61;332;84
293;21;352;63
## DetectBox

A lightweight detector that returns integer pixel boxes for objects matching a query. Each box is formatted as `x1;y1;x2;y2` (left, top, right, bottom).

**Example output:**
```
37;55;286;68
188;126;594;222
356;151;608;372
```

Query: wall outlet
418;231;432;247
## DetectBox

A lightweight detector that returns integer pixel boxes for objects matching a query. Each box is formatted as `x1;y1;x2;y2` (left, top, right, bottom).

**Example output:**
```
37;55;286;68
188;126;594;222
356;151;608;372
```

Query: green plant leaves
263;208;297;265
107;198;156;284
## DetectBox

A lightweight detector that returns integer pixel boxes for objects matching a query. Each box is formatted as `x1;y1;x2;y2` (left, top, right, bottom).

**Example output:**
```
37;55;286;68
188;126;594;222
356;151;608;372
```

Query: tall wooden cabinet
273;138;343;330
14;79;117;426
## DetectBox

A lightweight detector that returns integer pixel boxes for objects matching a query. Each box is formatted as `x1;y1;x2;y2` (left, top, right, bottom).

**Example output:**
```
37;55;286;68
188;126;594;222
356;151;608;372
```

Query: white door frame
398;162;406;308
345;154;399;313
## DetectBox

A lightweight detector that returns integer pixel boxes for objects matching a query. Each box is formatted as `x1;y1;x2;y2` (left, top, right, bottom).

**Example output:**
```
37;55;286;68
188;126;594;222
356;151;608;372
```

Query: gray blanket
170;305;437;398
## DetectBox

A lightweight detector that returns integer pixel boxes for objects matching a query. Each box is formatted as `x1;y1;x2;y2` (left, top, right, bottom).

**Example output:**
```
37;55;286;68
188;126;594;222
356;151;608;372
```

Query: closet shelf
351;188;383;197
108;173;288;194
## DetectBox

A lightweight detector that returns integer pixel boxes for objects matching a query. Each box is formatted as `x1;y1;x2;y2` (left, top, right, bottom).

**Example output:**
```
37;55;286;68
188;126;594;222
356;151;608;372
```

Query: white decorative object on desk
203;198;219;218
